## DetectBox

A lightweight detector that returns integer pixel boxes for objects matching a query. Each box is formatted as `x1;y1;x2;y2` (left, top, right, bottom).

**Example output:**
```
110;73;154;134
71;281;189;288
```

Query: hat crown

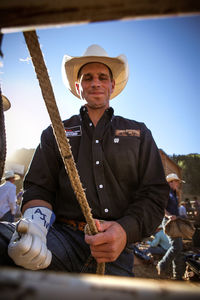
166;173;180;182
5;170;15;179
83;44;109;57
166;173;185;183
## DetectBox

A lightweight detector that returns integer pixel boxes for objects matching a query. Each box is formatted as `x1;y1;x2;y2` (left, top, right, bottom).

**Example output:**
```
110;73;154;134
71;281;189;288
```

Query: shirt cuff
117;216;141;244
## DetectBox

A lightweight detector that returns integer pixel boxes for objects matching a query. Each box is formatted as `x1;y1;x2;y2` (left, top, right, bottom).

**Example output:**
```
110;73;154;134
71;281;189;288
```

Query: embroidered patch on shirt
115;129;140;137
65;126;82;137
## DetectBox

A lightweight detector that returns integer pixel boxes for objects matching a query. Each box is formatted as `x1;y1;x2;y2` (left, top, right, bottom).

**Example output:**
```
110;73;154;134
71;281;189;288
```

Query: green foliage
171;154;200;195
177;160;185;169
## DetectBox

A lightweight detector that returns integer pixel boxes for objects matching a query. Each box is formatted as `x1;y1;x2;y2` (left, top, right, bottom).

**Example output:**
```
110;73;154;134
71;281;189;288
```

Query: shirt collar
79;105;114;122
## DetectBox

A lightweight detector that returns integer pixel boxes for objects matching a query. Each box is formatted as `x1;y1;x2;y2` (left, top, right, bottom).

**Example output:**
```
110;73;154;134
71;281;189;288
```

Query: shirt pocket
106;136;141;182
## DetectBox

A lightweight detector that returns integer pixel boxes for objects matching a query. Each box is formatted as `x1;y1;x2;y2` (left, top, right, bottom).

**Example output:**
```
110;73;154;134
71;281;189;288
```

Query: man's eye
99;76;108;81
83;76;92;81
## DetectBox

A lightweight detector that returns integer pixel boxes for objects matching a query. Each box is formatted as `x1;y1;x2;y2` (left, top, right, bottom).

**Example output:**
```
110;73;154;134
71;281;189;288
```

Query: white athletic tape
8;206;55;270
23;207;55;232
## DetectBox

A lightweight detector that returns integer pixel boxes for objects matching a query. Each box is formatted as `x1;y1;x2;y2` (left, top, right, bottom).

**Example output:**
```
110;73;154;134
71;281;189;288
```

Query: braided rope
23;31;105;275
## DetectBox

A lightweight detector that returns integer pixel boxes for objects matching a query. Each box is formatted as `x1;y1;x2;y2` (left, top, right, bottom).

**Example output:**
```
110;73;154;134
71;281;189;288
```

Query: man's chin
86;103;109;110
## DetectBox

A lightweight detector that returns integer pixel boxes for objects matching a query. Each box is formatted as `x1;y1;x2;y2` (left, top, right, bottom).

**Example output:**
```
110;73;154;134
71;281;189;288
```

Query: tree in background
171;154;200;196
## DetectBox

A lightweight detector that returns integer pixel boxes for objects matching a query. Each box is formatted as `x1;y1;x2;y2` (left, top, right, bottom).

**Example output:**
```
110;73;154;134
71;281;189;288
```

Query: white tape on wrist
8;206;55;270
23;206;55;234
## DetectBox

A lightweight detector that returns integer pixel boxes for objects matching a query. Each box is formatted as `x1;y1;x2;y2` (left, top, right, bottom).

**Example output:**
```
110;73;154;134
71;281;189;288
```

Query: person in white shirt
0;170;20;222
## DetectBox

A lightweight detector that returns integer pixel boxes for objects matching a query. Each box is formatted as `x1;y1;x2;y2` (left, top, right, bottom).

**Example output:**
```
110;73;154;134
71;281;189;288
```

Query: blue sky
1;15;200;157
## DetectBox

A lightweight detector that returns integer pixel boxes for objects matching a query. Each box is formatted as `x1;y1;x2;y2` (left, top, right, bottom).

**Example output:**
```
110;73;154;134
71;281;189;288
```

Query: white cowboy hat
3;170;20;181
2;95;11;111
166;173;185;183
62;44;129;100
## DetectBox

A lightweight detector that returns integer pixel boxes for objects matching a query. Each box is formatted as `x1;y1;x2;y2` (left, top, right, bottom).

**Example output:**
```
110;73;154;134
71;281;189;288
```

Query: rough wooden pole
0;268;200;300
0;91;6;181
23;30;105;275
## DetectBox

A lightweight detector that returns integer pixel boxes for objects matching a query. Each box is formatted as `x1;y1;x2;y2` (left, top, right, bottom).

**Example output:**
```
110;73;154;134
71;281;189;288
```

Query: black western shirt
23;106;169;243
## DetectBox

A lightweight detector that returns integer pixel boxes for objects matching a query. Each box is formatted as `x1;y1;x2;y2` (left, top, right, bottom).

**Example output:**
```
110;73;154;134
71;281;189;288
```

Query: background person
145;224;170;256
179;201;187;218
157;173;186;280
0;170;19;222
133;223;170;263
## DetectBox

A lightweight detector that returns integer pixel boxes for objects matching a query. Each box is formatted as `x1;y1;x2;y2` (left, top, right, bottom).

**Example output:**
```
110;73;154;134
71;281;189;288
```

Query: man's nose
91;77;100;87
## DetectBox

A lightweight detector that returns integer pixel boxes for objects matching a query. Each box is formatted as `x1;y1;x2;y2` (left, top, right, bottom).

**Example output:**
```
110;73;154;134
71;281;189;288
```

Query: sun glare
4;111;41;158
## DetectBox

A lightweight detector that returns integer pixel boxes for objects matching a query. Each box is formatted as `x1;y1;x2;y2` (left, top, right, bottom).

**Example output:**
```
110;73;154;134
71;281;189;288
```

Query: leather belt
56;218;86;232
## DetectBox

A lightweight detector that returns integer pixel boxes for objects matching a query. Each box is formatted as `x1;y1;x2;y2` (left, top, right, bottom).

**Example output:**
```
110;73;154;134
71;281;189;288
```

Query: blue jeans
0;222;134;277
0;211;14;222
145;246;166;256
47;223;134;276
158;219;185;279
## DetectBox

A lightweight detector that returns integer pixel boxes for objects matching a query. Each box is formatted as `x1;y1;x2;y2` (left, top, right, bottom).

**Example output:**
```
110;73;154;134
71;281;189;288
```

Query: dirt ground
134;261;159;279
134;255;171;280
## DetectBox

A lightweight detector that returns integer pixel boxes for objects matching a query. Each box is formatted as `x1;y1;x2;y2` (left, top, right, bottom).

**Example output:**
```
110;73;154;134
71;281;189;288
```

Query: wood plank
0;0;200;32
0;268;200;299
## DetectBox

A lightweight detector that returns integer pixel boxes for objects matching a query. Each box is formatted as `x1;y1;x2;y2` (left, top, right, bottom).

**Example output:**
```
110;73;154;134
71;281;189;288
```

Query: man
0;170;19;222
145;224;170;256
179;201;187;218
157;173;186;280
0;45;169;276
133;223;170;263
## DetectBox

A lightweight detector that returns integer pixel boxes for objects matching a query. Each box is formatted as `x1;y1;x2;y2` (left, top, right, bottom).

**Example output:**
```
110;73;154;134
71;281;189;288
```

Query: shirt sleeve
117;124;169;243
22;126;61;208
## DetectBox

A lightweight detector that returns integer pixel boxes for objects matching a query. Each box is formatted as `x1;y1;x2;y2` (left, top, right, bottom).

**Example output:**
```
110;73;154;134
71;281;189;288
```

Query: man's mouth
89;91;104;95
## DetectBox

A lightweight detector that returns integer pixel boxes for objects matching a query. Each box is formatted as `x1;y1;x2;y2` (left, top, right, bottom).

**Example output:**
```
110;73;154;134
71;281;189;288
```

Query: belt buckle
78;222;85;231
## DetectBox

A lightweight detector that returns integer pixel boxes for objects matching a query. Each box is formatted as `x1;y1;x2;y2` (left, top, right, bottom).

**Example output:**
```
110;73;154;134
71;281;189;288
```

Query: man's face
169;180;180;191
75;63;115;110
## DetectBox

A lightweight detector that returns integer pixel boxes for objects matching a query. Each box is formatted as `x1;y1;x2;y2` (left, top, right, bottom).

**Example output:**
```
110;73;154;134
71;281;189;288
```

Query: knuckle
109;244;116;252
108;253;116;262
109;233;115;243
88;239;96;246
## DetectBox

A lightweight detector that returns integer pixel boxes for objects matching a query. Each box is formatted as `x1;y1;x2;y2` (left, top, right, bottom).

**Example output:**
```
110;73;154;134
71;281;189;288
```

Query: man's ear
75;82;80;95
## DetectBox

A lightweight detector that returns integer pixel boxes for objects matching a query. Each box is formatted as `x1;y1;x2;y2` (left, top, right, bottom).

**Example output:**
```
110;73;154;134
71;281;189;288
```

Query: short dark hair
77;63;113;80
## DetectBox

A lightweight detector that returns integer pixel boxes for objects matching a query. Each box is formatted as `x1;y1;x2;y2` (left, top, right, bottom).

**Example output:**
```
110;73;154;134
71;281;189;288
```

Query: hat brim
167;177;185;183
2;95;11;111
2;174;20;181
13;174;20;181
62;55;129;100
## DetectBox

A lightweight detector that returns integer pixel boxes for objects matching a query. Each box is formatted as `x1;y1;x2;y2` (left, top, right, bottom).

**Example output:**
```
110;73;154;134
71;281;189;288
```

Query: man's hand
168;215;177;221
85;220;127;263
165;210;177;221
8;206;55;270
8;219;51;270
